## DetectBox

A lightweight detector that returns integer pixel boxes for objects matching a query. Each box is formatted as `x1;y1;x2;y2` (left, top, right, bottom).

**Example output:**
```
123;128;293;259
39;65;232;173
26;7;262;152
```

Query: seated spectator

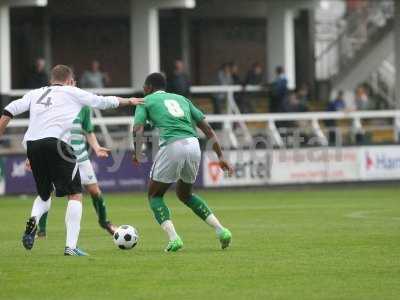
241;62;265;113
278;91;308;141
327;90;346;112
230;62;241;86
326;90;346;145
213;63;233;114
217;62;233;86
27;58;49;89
297;83;311;105
354;85;368;144
282;90;308;113
244;62;264;85
230;62;253;113
80;60;110;88
269;66;288;113
231;62;244;111
355;85;369;110
168;59;191;97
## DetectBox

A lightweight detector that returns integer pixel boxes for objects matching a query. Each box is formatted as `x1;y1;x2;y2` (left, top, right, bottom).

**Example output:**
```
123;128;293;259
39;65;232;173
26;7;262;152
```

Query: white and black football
113;225;139;250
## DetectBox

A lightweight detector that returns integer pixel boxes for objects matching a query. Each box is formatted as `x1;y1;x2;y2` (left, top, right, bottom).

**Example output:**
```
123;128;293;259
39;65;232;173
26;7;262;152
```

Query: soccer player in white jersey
0;65;143;256
26;106;118;237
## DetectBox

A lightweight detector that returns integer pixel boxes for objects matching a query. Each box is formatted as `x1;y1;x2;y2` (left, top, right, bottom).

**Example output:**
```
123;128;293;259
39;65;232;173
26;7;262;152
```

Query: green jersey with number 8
134;91;205;146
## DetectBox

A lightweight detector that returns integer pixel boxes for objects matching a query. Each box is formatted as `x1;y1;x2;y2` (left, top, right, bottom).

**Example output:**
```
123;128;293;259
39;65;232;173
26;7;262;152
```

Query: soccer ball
113;225;139;250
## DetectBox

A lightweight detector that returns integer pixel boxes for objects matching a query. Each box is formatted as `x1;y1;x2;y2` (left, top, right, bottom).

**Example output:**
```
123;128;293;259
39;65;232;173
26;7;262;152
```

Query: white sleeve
69;87;119;110
3;94;31;117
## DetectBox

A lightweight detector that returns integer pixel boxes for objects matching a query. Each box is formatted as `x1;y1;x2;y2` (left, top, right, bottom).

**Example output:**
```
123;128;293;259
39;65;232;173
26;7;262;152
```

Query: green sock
184;194;212;221
149;196;171;225
38;212;48;232
91;194;108;225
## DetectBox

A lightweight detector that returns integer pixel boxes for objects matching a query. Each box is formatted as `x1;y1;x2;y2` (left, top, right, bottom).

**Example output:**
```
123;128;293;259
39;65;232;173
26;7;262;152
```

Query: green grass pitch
0;187;399;300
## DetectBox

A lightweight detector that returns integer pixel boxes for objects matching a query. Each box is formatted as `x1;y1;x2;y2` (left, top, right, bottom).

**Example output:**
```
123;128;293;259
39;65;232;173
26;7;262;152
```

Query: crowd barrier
5;87;400;151
1;145;400;195
5;109;400;153
5;85;264;150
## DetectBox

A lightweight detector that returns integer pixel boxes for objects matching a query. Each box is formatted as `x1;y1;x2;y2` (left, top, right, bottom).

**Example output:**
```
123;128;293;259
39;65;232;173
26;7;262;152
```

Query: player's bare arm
0;115;12;138
0;99;27;138
197;119;234;176
118;97;144;107
132;124;145;165
25;158;32;172
86;132;110;158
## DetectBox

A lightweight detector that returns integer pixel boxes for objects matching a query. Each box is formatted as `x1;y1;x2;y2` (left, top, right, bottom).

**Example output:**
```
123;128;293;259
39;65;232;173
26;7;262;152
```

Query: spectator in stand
282;90;308;113
240;62;264;113
269;66;288;113
213;63;233;114
327;90;346;112
168;59;191;97
230;62;253;113
355;85;369;110
354;85;368;144
230;62;241;86
297;83;311;106
326;90;346;145
27;58;49;89
244;62;264;85
279;90;308;135
80;60;110;88
217;62;233;86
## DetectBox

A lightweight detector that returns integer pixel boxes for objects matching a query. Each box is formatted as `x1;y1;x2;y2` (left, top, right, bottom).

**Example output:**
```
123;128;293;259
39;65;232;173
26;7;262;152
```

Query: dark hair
51;65;74;82
275;66;284;74
144;72;166;90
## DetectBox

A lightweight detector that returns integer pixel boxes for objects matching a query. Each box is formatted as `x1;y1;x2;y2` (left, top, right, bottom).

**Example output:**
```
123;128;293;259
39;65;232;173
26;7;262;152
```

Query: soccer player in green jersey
28;106;117;237
133;73;233;252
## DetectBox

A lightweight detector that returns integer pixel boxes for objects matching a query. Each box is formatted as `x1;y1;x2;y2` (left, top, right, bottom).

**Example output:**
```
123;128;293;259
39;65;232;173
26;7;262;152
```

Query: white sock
160;220;179;241
205;214;224;234
31;196;51;221
65;200;82;249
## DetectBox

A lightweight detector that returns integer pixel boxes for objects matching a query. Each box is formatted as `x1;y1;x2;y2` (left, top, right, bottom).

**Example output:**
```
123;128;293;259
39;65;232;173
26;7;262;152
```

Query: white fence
6;111;400;150
4;86;400;151
6;85;264;148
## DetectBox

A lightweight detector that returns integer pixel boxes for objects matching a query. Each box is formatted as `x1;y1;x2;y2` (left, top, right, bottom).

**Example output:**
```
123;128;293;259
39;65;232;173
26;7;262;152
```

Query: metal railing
190;85;263;147
3;85;266;151
4;108;400;152
5;85;400;152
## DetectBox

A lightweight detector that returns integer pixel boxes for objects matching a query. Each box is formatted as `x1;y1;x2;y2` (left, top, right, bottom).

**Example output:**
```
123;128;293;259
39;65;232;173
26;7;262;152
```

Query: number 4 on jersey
164;99;184;117
36;89;53;107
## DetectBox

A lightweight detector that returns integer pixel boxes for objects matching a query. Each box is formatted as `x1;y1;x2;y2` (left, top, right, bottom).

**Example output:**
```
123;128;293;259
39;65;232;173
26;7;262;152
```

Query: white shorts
78;159;98;185
150;137;201;184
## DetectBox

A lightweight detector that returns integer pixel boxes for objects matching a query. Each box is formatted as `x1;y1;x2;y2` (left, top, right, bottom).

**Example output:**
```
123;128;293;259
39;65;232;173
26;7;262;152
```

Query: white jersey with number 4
4;85;119;147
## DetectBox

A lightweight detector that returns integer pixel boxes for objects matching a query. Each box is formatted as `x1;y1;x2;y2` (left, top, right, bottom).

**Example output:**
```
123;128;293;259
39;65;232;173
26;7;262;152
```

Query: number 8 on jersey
164;99;185;117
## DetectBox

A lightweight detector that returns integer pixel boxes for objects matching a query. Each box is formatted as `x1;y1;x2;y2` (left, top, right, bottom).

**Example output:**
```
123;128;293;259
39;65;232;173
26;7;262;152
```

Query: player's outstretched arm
0;94;31;138
132;124;144;165
72;87;144;109
197;119;234;176
0;115;11;138
86;132;110;158
117;97;144;107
